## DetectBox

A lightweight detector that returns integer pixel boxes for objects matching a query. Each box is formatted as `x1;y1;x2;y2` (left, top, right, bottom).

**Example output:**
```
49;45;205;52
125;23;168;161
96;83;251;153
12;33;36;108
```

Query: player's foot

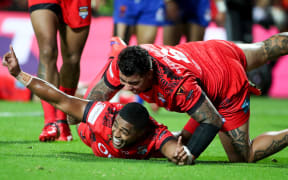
39;123;59;142
56;120;73;141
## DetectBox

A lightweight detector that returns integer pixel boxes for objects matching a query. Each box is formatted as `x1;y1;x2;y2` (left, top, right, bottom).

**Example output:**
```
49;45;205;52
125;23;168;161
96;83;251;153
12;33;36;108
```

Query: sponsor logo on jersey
98;142;113;158
79;6;89;19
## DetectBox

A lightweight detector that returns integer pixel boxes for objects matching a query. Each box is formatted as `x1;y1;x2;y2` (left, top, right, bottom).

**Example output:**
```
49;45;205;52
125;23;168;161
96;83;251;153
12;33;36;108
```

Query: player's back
175;40;249;105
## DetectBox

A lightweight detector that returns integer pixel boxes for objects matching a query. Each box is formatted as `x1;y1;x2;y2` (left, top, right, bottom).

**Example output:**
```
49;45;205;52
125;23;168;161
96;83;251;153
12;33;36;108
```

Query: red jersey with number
79;101;174;159
103;39;252;131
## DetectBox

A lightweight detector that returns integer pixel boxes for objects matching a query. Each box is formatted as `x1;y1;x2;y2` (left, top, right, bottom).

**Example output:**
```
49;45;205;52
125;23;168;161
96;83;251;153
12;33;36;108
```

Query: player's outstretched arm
161;136;194;165
2;46;88;122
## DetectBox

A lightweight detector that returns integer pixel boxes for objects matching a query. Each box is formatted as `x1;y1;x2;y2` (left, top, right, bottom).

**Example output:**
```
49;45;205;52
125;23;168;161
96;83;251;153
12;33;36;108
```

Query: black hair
117;46;152;76
118;102;150;130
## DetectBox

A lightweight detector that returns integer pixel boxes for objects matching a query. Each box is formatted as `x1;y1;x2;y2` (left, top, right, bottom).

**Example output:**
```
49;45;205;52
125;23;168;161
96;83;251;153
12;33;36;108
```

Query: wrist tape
16;71;33;87
183;145;193;165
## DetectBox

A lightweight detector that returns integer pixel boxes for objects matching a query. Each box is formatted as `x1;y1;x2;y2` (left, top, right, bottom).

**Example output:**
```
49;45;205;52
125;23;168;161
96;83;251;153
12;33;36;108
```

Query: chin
113;143;124;149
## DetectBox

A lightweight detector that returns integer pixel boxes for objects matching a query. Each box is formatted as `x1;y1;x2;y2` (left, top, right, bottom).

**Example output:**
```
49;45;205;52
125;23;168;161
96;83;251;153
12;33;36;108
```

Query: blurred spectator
112;0;164;44
271;0;288;32
225;0;253;43
0;0;12;10
163;0;226;46
0;0;28;11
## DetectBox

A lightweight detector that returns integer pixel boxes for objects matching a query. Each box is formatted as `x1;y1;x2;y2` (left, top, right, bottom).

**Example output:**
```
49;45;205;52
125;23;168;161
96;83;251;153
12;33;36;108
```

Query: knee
63;53;81;67
39;46;58;63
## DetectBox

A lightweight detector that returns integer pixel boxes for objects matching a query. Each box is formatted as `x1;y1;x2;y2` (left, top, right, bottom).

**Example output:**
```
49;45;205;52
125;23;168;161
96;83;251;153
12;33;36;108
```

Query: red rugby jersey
82;101;174;159
103;39;249;114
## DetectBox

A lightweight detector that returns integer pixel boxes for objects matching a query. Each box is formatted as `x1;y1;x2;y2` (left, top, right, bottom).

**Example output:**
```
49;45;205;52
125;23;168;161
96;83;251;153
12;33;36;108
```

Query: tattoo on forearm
191;100;221;127
253;134;288;162
225;128;250;160
263;33;288;60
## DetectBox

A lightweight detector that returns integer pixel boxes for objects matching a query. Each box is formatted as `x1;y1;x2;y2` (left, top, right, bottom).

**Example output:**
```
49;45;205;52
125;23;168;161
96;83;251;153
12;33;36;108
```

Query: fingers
9;45;16;58
177;136;182;146
2;52;11;66
174;136;182;157
175;147;188;165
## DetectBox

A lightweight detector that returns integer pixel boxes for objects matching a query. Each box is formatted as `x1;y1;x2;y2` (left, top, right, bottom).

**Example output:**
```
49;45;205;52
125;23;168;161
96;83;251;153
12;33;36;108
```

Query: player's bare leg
186;23;205;42
113;23;133;44
238;32;288;71
136;25;157;44
30;9;60;141
56;24;90;141
219;121;288;162
163;24;182;45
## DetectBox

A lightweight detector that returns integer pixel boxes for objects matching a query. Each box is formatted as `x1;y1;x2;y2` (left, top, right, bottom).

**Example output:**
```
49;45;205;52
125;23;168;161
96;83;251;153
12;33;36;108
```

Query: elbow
201;116;223;129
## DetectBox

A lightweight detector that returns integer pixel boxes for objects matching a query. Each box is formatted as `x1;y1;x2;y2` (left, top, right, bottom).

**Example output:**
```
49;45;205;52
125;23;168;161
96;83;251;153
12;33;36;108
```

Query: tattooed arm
86;78;118;101
237;32;288;71
184;95;223;159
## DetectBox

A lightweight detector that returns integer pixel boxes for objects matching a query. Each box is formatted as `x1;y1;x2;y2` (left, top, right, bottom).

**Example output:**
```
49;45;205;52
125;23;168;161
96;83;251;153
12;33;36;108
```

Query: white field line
0;111;43;117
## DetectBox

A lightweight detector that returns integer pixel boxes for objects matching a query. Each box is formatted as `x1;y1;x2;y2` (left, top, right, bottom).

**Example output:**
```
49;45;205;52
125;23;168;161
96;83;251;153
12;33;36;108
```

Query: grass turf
0;96;288;179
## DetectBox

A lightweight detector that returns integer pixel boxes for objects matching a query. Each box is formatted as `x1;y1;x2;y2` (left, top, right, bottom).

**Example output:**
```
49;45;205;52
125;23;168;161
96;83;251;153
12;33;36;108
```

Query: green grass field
0;96;288;180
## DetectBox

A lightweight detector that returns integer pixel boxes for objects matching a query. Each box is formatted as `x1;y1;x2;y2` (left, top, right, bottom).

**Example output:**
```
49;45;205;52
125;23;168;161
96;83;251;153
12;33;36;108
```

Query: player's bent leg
219;121;250;162
239;32;288;72
218;131;246;162
249;129;288;162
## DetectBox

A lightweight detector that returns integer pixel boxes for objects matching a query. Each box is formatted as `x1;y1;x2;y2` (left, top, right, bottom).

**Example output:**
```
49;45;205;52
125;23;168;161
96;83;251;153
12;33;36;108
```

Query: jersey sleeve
172;77;205;115
153;120;175;151
82;101;110;132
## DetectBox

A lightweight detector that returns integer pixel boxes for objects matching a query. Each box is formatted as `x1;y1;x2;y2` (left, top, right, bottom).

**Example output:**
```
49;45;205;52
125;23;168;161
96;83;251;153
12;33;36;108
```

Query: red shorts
184;41;251;132
77;122;92;147
28;0;91;28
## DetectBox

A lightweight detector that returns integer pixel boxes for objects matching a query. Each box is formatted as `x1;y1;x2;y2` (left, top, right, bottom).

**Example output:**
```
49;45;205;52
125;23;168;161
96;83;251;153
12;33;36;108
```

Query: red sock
56;86;77;121
183;118;200;135
41;100;56;124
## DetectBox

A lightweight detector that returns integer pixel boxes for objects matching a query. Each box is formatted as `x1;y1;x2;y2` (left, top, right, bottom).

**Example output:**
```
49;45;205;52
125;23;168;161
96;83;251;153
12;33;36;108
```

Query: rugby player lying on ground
2;46;193;165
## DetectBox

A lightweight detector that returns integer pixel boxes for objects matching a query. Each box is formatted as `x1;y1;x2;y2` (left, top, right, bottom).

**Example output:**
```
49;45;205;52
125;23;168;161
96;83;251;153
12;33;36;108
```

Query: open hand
173;136;194;165
2;45;21;77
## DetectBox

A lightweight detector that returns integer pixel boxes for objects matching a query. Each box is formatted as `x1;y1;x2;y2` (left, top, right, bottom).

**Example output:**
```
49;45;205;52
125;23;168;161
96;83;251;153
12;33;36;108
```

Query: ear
147;69;154;80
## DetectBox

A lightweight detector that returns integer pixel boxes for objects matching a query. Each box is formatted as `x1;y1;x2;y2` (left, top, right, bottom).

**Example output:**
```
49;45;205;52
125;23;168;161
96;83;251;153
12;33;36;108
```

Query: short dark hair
118;46;152;76
118;102;150;130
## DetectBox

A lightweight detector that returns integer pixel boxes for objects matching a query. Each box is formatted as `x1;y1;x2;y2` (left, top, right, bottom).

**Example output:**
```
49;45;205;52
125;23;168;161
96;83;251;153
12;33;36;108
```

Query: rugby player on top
86;34;288;163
